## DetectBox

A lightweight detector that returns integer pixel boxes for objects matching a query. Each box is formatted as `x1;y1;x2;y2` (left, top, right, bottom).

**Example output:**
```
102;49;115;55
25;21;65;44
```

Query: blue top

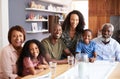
76;41;97;58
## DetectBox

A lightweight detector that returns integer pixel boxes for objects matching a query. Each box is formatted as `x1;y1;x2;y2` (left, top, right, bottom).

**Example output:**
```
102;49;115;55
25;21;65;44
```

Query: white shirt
92;36;120;61
0;44;18;79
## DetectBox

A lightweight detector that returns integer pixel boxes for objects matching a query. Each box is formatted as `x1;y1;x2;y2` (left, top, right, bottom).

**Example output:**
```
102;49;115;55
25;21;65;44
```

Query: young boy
75;29;97;62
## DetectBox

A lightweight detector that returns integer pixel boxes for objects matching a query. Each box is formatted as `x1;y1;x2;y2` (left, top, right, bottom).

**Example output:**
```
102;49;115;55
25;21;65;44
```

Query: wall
0;0;9;73
9;0;72;41
89;0;120;38
71;1;88;29
9;0;51;41
39;0;72;6
110;16;120;39
0;0;9;50
0;0;72;49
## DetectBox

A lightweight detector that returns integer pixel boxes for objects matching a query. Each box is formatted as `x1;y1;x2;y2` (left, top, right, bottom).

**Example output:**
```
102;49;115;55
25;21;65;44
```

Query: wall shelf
26;19;63;22
39;0;71;6
26;19;48;22
59;19;64;22
25;0;68;34
25;8;67;14
26;29;48;33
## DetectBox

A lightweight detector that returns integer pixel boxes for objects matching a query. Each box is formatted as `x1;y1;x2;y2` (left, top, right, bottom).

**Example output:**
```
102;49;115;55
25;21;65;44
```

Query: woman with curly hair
61;10;85;56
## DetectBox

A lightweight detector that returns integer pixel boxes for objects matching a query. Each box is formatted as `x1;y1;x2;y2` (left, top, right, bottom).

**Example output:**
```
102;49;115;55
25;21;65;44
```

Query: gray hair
101;23;114;32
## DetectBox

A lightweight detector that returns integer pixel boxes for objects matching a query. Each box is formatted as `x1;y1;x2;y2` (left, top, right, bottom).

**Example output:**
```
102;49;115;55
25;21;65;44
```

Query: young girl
17;39;48;76
75;29;97;62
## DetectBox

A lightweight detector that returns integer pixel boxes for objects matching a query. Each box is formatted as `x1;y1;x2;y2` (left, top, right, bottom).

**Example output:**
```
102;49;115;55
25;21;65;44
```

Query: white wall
71;0;88;29
0;0;9;50
0;0;9;72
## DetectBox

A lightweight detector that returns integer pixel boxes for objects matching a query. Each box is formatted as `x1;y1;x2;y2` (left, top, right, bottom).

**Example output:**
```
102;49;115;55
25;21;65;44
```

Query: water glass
75;53;82;61
75;53;82;64
82;53;89;63
78;62;89;79
109;55;115;63
67;56;74;66
49;62;57;75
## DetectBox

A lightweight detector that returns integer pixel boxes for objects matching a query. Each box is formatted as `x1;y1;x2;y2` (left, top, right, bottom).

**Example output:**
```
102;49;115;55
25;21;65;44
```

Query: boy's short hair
83;29;92;34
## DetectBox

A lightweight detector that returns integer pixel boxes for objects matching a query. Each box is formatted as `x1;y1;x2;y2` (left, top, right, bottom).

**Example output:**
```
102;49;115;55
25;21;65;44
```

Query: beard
101;37;111;43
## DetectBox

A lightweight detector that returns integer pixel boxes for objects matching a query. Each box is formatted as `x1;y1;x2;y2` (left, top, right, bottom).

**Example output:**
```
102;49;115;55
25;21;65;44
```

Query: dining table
21;61;120;79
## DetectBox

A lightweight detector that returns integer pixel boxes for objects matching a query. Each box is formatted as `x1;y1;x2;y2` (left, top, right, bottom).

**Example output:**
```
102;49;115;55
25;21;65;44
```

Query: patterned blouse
61;31;82;55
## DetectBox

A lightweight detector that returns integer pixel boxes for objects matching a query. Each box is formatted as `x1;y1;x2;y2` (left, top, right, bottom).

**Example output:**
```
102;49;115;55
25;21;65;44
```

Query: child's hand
36;64;49;69
41;65;49;69
15;76;21;79
89;57;96;63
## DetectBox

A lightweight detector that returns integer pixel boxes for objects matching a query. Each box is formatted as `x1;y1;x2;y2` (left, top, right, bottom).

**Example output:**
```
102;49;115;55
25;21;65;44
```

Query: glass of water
49;62;57;76
67;56;74;66
109;55;115;63
75;53;82;64
82;53;89;63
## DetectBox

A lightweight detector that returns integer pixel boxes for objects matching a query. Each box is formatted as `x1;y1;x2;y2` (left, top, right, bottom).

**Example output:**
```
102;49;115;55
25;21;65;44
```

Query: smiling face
29;43;39;58
70;14;79;29
82;30;92;44
11;30;24;49
102;26;113;39
52;24;62;39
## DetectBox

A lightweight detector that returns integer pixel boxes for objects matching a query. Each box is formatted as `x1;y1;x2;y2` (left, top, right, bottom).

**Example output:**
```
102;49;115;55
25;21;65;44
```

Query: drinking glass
78;62;89;79
75;53;82;64
67;56;74;66
49;62;57;76
82;53;89;63
109;55;115;63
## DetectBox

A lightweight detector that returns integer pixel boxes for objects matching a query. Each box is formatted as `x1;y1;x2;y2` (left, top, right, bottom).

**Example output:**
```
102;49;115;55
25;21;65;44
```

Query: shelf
26;19;64;22
25;8;67;13
59;19;64;22
39;0;71;6
25;0;67;34
26;29;48;33
26;19;48;22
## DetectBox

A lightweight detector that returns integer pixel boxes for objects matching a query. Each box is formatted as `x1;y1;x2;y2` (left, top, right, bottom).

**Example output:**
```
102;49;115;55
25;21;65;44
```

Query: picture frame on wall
31;23;38;32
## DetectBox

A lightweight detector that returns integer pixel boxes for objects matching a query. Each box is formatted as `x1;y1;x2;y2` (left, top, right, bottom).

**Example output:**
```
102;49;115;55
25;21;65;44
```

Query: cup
82;53;89;63
49;62;57;75
109;55;115;63
75;53;82;64
67;56;74;66
78;62;89;79
75;53;82;61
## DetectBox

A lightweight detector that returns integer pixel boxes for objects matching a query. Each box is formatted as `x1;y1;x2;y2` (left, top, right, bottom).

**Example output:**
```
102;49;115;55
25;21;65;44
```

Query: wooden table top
108;63;120;79
21;64;71;79
22;63;120;79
